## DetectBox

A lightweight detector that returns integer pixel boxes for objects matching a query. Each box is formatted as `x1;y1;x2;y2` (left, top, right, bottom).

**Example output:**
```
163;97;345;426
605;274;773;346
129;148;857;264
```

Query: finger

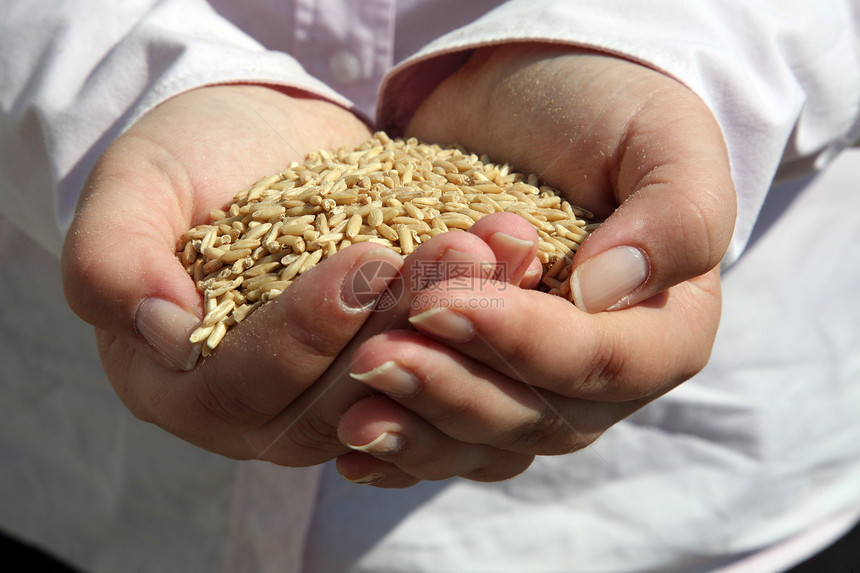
61;137;208;371
520;257;543;290
178;244;403;434
246;228;501;466
335;451;421;489
85;241;402;456
465;211;539;285
337;394;535;482
407;268;722;402
348;331;628;455
567;94;736;312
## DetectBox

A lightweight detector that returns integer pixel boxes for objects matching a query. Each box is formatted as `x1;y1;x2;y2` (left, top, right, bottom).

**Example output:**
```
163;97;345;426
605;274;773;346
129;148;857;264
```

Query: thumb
61;137;208;370
401;44;737;314
568;93;737;313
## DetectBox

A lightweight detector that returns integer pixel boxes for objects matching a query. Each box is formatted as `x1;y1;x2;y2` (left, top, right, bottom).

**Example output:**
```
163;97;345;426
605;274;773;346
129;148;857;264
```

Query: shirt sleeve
0;0;354;257
378;0;860;266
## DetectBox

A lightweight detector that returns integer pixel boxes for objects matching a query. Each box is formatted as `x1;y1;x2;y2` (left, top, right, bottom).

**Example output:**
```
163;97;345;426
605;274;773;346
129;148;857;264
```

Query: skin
62;85;379;459
60;84;536;467
335;44;736;486
61;44;736;488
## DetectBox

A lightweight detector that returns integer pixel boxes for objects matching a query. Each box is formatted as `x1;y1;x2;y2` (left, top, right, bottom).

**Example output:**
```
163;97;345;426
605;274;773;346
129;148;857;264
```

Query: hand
335;44;736;486
61;85;399;462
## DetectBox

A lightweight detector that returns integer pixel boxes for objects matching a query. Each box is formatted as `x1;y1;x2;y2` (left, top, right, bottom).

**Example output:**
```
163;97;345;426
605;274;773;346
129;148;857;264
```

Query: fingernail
346;472;386;485
569;246;649;313
347;431;405;456
341;247;403;310
440;247;498;280
521;257;543;288
486;232;534;281
439;247;480;264
350;360;420;398
408;307;475;342
135;297;202;371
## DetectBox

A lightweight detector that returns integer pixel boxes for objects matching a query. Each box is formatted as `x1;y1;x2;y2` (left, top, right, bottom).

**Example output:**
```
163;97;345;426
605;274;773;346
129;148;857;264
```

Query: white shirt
1;1;859;572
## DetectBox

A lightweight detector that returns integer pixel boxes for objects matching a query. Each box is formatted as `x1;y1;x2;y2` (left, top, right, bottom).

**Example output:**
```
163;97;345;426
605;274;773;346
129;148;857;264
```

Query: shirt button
328;49;363;85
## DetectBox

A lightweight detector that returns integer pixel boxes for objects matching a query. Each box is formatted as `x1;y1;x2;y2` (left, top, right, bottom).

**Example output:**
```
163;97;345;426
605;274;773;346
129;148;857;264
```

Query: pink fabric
291;0;396;119
224;462;323;573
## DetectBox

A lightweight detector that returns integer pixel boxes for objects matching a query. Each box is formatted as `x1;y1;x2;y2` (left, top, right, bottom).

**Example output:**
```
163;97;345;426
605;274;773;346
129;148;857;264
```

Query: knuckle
279;302;352;360
259;412;343;465
579;341;626;397
286;411;341;452
246;408;343;466
497;330;542;375
291;324;346;360
406;462;451;482
416;391;482;435
681;200;715;273
98;332;158;425
674;188;730;277
195;371;273;429
61;238;112;324
574;331;653;402
462;450;535;482
505;402;594;455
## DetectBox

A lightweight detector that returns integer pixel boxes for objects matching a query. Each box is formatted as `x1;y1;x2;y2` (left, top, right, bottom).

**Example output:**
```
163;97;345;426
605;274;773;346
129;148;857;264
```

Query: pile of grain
177;132;599;355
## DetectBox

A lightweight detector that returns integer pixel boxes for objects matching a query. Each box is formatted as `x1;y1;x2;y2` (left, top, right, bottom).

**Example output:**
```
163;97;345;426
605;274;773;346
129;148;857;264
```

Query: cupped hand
335;44;736;486
61;88;538;471
408;44;736;310
61;84;394;461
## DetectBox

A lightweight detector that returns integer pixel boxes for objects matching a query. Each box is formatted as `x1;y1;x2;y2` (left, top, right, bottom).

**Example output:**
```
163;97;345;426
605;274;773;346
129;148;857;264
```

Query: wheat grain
176;132;600;355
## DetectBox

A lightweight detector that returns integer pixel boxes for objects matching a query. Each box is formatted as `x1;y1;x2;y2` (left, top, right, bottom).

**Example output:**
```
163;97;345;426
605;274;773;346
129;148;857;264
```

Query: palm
407;44;735;306
324;45;738;486
64;85;373;457
116;85;370;234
